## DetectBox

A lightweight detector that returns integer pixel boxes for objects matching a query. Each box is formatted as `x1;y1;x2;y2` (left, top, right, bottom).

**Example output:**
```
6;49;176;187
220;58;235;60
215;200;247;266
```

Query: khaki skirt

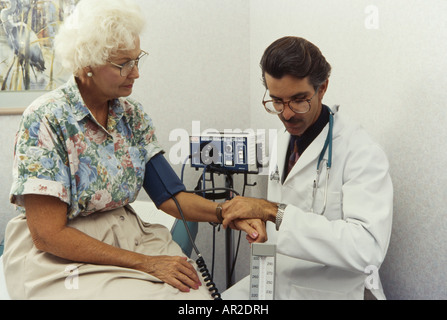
2;205;212;300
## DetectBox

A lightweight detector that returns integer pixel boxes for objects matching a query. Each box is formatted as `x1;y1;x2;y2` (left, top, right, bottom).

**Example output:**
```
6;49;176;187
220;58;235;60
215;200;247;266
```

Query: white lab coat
223;108;393;300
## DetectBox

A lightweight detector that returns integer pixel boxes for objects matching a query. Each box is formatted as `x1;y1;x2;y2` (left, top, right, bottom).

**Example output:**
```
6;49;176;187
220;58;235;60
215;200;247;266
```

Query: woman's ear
82;66;93;78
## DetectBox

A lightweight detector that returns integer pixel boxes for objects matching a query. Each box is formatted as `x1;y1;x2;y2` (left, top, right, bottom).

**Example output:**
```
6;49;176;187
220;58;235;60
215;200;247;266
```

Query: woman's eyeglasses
108;50;148;77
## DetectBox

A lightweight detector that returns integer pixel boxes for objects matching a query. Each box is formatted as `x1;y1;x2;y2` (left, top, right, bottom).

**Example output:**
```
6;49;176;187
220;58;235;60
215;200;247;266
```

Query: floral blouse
10;77;163;220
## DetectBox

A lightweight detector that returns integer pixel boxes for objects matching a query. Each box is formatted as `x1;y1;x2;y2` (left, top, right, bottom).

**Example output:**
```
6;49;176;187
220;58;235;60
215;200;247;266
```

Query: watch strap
276;203;286;231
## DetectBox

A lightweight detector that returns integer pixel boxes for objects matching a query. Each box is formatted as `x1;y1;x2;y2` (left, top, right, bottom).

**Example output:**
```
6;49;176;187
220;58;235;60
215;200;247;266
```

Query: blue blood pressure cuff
143;152;186;207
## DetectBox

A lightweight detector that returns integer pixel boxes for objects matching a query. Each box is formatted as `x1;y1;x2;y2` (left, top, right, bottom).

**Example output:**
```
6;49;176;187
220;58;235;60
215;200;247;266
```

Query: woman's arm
24;194;201;292
158;191;267;242
158;191;219;223
143;154;267;242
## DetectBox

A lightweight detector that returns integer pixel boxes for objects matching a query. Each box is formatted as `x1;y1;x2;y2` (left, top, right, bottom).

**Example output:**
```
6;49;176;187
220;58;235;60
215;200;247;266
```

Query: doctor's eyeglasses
262;87;319;115
108;50;148;77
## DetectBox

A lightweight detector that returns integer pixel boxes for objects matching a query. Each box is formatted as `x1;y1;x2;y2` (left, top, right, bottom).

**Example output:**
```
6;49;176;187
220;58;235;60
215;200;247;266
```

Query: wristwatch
276;203;287;231
216;203;223;223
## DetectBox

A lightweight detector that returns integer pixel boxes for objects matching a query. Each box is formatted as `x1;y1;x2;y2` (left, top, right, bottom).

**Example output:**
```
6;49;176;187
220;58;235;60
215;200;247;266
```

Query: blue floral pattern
10;77;163;220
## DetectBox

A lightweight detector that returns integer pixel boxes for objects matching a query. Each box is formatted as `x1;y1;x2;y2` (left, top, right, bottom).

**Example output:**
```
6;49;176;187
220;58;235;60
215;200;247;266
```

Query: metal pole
225;174;235;288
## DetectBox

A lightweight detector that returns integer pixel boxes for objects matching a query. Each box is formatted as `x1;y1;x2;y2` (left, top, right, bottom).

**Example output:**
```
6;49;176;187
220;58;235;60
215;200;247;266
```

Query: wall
249;0;447;299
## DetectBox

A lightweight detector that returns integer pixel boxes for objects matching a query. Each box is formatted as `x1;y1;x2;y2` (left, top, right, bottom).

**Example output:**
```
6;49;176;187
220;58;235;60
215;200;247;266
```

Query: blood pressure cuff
143;152;186;207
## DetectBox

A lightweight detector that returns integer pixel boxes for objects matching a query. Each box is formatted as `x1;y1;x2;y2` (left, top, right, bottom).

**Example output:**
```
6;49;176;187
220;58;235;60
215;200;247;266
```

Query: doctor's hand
221;196;277;229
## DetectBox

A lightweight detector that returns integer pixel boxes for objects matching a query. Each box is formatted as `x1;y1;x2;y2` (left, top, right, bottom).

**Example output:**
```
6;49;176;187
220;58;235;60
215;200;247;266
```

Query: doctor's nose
281;104;296;121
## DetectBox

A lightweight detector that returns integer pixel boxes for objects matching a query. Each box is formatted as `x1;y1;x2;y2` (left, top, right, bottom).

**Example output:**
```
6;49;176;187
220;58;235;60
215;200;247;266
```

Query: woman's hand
232;219;267;243
136;255;202;293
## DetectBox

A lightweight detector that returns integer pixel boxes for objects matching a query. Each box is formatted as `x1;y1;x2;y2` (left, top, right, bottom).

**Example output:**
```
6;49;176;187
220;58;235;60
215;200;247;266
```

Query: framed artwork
0;0;80;114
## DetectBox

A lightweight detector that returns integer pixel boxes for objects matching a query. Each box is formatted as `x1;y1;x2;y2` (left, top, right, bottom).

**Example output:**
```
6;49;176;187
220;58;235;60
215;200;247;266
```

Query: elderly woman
2;0;264;300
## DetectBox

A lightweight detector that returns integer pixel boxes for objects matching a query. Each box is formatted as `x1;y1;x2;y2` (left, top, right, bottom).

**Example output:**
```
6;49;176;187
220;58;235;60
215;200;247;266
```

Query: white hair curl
55;0;145;76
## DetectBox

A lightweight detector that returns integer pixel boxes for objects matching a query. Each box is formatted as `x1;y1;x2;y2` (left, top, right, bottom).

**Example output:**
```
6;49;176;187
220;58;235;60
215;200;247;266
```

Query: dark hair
260;36;331;90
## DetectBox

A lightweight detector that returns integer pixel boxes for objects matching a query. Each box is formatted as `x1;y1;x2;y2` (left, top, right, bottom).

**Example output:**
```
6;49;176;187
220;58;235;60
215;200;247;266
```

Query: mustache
279;115;302;124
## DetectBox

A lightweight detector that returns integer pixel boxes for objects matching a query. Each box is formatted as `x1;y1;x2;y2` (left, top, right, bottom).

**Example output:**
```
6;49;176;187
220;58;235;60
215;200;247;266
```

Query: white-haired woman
2;0;265;300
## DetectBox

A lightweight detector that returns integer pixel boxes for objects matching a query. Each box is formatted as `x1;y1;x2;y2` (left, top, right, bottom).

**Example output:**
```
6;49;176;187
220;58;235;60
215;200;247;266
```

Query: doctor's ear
317;79;329;100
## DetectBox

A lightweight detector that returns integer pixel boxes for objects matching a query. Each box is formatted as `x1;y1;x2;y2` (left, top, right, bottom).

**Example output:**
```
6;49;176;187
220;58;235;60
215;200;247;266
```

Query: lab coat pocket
290;284;349;300
313;189;342;221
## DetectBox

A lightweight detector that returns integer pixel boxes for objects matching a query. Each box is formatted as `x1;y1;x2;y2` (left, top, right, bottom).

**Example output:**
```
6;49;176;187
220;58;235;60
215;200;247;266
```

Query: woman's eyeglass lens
109;51;148;77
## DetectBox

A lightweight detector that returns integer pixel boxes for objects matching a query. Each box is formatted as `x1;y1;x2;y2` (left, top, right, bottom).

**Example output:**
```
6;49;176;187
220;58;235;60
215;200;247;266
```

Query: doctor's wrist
263;200;279;223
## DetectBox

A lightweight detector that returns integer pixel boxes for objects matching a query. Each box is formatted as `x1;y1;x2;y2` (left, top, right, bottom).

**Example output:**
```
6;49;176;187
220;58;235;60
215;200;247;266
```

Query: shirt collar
290;104;330;156
62;77;125;125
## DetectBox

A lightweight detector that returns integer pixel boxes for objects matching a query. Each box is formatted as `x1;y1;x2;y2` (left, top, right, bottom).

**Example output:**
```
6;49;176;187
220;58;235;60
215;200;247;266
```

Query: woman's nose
128;65;140;79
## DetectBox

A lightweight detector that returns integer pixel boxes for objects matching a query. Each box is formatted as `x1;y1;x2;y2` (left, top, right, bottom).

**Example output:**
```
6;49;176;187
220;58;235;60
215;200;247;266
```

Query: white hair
55;0;145;76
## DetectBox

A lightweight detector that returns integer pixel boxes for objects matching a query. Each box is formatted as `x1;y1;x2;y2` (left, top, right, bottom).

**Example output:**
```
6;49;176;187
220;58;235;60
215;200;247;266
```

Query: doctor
222;36;393;300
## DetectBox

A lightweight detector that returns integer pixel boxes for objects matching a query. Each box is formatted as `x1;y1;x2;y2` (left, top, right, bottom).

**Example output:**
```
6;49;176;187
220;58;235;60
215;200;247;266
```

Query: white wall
1;0;446;299
249;0;447;299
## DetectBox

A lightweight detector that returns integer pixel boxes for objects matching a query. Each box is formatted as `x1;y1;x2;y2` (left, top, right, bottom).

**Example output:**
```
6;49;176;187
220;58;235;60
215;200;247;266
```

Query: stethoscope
310;107;334;215
270;106;336;215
